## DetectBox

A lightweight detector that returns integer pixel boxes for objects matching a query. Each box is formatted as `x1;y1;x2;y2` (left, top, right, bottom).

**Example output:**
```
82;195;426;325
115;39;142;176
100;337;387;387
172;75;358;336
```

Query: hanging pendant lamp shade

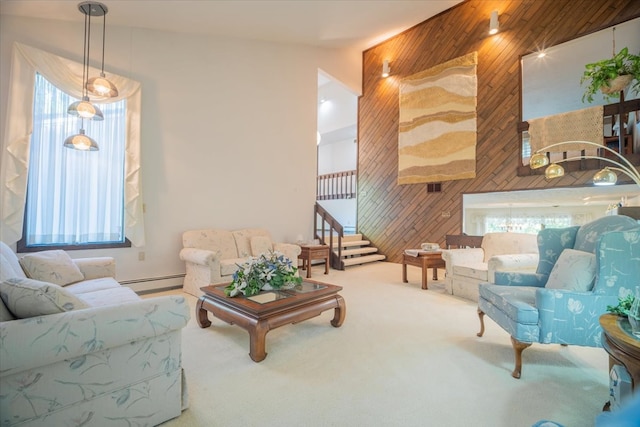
86;73;118;97
81;1;118;98
529;152;549;169
64;128;99;151
68;95;104;120
544;163;565;179
592;167;618;186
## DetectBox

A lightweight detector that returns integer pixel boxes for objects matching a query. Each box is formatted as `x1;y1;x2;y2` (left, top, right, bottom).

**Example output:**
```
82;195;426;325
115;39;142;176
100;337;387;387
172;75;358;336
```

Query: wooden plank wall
358;0;640;263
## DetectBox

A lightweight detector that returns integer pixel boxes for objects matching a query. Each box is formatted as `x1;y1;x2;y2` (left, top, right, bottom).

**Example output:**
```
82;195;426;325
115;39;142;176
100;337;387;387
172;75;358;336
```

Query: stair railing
316;170;356;200
314;202;345;270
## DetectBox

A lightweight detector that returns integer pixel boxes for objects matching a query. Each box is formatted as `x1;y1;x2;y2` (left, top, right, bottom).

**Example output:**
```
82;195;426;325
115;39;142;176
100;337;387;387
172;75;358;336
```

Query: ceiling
0;0;463;51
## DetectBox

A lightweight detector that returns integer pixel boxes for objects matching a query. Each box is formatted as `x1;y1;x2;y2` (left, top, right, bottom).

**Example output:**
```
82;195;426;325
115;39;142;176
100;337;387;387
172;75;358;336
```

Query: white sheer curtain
25;74;126;245
0;43;145;246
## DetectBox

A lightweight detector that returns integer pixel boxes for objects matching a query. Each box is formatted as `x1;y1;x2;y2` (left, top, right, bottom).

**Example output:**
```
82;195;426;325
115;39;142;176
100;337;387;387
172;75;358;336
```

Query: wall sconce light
382;59;391;78
489;10;499;35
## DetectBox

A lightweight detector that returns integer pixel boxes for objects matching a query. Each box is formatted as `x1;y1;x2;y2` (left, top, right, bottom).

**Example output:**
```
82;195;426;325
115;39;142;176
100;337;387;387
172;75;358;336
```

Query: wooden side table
298;245;330;279
600;314;640;390
402;251;445;290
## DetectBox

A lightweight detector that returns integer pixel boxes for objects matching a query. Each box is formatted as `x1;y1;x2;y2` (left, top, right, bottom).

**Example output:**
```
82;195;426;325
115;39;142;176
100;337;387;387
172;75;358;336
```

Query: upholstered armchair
477;215;640;378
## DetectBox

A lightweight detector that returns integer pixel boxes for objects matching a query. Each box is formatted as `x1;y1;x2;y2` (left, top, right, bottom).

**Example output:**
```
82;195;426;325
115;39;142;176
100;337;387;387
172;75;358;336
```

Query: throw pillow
19;250;85;286
0;277;89;318
545;249;596;292
250;236;273;256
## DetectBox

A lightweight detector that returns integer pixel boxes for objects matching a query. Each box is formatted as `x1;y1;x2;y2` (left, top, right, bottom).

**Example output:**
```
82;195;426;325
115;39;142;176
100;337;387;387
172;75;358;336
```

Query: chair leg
477;308;485;337
510;336;532;379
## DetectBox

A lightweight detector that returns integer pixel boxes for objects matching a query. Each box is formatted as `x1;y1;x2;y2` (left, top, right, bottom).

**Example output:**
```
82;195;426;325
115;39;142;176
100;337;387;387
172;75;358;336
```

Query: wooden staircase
333;233;386;268
314;203;386;270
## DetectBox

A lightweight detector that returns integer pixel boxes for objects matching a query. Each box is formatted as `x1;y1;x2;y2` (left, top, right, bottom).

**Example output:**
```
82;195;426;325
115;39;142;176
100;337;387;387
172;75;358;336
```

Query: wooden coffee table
402;251;445;290
197;280;345;362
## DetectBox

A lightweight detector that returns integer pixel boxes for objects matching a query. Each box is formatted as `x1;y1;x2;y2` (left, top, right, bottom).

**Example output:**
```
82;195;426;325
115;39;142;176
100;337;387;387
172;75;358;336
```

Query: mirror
463;184;639;235
521;17;639;121
520;18;640;167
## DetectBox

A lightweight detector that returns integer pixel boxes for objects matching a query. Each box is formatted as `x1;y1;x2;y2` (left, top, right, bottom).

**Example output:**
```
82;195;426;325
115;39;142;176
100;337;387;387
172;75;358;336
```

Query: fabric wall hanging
398;51;478;184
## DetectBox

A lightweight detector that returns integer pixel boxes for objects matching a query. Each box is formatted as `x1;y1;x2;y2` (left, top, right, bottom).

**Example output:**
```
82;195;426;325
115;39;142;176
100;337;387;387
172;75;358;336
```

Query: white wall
317;137;357;175
317;79;358;135
0;15;362;291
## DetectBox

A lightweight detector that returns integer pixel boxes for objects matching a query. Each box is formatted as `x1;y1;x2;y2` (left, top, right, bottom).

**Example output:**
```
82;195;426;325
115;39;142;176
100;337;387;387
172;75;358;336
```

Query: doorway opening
317;70;358;234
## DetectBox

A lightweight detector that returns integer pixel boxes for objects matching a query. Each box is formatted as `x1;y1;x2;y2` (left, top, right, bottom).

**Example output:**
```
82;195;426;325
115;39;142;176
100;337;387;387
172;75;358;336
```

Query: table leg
421;264;428;290
306;259;312;278
248;320;269;362
331;295;346;327
324;256;329;274
433;268;439;280
196;297;212;328
402;262;408;283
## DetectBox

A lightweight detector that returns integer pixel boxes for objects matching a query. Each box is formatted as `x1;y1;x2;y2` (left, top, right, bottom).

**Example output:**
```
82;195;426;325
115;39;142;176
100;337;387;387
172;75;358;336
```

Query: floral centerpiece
224;251;302;297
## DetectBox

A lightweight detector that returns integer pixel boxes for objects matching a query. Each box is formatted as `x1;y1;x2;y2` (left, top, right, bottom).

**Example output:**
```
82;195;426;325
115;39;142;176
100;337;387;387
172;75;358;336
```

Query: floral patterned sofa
476;215;640;379
179;228;301;296
0;242;190;426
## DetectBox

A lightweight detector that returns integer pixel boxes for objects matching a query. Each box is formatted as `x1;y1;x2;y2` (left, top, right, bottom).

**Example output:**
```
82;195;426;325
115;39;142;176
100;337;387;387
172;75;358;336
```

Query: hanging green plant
580;47;640;103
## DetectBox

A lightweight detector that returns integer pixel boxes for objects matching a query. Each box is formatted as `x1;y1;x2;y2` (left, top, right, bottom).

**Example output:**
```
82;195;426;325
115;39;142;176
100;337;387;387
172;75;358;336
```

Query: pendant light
67;2;104;122
84;2;118;97
64;119;99;151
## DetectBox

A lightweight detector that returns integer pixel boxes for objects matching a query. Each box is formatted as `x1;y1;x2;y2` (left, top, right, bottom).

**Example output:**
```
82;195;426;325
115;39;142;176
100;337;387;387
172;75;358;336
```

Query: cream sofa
179;228;301;296
440;232;539;302
0;242;190;427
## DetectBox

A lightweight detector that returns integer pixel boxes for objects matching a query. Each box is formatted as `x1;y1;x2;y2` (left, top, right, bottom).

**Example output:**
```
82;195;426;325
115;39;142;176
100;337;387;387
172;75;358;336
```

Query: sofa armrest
179;247;219;266
0;295;190;377
73;257;116;280
536;288;617;345
494;271;546;287
441;248;484;267
274;242;302;259
487;253;539;282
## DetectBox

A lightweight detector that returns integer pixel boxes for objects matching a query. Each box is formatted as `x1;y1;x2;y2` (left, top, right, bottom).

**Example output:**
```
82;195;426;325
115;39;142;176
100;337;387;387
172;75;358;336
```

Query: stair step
341;233;363;242
332;239;370;248
342;254;386;267
338;247;379;256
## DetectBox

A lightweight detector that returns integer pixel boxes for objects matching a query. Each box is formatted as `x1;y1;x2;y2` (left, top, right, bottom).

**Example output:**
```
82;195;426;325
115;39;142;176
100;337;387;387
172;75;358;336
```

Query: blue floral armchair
477;215;640;378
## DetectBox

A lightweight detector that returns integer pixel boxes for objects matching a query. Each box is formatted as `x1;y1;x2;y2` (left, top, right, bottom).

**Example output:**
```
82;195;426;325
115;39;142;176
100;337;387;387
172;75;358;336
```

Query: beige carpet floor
153;262;609;427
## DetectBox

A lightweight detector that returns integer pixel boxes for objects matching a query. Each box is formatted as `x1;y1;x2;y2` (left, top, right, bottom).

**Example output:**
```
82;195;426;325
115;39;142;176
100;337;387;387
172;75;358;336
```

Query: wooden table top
200;279;342;316
600;313;640;352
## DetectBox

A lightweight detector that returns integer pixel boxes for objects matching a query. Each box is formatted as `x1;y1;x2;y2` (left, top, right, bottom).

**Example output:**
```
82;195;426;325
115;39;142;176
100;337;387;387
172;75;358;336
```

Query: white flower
567;298;584;315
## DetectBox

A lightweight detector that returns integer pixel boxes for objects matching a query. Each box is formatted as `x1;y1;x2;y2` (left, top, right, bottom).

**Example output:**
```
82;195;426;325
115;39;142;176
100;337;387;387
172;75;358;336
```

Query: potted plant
580;47;640;103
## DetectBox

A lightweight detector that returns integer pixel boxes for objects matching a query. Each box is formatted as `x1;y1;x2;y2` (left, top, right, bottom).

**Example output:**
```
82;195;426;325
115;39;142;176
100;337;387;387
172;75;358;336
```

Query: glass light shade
86;73;118;97
68;97;104;121
529;152;549;169
489;10;499;35
544;163;565;179
64;129;99;151
382;60;390;78
592;167;617;186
